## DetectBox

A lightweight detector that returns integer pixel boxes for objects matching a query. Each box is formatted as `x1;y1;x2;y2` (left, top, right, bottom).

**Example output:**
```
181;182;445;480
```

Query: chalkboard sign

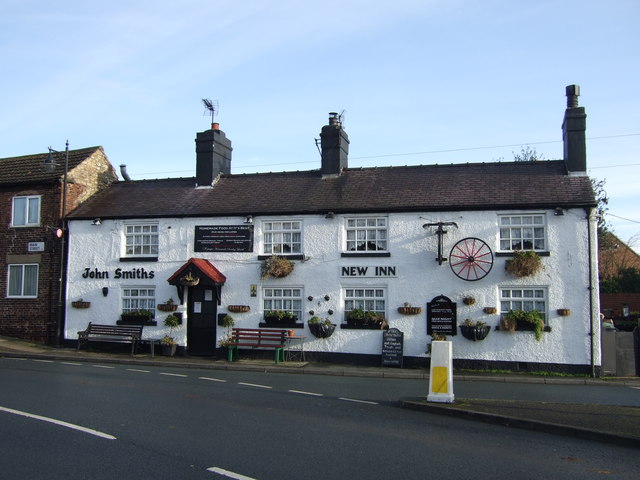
194;225;254;252
382;328;404;367
427;295;457;336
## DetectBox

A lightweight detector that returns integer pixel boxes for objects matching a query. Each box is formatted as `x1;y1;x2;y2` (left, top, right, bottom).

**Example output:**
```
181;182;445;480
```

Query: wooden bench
77;323;143;356
227;328;288;363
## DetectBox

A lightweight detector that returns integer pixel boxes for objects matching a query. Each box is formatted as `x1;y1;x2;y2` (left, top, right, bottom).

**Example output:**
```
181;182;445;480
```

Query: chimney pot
566;84;580;108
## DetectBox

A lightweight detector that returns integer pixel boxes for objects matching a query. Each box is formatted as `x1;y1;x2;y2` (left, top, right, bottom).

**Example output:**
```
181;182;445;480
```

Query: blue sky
2;0;639;247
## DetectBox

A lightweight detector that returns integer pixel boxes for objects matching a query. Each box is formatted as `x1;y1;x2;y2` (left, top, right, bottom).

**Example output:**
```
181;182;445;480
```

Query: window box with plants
499;309;548;341
397;303;422;315
260;255;294;279
71;299;91;309
118;309;157;326
308;316;336;338
261;310;301;328
459;319;491;341
505;250;542;277
343;309;389;330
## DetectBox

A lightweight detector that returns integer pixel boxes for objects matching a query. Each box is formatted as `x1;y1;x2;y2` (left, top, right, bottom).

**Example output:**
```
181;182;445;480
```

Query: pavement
1;335;639;449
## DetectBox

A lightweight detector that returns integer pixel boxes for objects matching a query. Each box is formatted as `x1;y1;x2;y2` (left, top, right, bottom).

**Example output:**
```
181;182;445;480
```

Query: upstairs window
12;196;40;227
124;224;159;257
345;217;388;252
7;264;39;298
499;214;546;252
263;221;302;255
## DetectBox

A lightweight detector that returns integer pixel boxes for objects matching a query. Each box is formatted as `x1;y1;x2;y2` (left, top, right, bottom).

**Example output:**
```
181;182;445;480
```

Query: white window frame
500;287;547;324
344;287;387;318
124;223;159;257
344;217;388;253
499;214;547;252
262;220;302;255
12;195;41;227
7;264;39;298
262;287;303;319
121;287;156;316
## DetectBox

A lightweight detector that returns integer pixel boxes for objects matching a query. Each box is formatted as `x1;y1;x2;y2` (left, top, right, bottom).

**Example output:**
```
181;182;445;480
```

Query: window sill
257;254;304;261
495;251;550;257
341;252;391;258
119;256;159;262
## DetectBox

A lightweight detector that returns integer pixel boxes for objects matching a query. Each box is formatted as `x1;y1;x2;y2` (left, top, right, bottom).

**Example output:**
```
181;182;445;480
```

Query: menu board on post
382;328;404;367
194;225;254;252
427;295;457;336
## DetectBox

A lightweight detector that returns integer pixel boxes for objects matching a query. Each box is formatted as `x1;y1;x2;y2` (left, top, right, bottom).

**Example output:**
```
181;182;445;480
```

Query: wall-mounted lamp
325;212;335;219
102;287;109;297
244;215;253;224
92;218;102;225
554;207;564;216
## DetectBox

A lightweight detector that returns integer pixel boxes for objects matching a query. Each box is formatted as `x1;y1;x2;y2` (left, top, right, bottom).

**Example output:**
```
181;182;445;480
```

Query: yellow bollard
427;341;454;403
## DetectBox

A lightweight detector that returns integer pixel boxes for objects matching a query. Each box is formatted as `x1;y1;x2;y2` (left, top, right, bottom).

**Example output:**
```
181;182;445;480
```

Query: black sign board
194;225;254;252
382;328;404;367
427;295;457;336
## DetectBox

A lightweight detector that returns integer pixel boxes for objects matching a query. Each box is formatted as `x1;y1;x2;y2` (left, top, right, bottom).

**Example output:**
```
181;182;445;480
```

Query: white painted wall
65;207;599;367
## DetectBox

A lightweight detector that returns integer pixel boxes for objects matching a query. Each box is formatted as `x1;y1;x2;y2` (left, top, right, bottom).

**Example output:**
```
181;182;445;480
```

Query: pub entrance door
187;285;218;355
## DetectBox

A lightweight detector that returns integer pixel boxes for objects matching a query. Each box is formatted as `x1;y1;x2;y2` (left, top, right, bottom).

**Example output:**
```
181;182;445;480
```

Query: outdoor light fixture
244;215;253;224
92;218;101;226
325;212;335;219
102;287;109;297
554;207;564;216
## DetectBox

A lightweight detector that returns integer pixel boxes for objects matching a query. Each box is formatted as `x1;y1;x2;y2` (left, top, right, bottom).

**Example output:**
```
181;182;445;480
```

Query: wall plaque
427;295;457;336
382;328;404;367
194;225;254;252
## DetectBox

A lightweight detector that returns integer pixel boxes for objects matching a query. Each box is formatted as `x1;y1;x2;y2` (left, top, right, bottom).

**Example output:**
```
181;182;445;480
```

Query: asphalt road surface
1;357;638;479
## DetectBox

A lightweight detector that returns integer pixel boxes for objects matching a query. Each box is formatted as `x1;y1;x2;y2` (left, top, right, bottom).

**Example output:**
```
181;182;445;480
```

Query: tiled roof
68;160;596;219
0;146;104;185
167;258;227;285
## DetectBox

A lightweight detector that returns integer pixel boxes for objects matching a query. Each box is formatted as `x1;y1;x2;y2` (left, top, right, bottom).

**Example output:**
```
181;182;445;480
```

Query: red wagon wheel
449;237;493;281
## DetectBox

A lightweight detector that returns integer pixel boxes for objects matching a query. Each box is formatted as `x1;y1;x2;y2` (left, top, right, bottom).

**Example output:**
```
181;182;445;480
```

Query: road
1;357;639;479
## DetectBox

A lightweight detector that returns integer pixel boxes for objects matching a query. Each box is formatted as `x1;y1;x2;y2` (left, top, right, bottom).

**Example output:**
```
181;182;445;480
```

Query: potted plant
157;298;178;312
220;314;234;334
462;296;476;306
506;309;545;341
161;313;181;356
119;309;155;325
459;318;491;341
260;255;294;279
505;250;542;277
345;309;386;329
308;316;336;338
71;298;91;308
346;308;366;326
264;310;297;326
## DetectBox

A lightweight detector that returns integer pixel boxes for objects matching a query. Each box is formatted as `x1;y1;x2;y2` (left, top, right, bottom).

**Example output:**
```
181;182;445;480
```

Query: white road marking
199;377;227;383
160;372;188;377
32;359;54;363
92;365;115;369
339;397;379;405
4;357;27;361
127;368;150;373
61;362;82;366
0;405;116;440
288;389;323;397
238;382;272;389
207;466;257;479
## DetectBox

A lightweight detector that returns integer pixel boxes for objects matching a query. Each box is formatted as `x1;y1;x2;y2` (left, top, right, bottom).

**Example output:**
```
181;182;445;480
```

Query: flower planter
459;324;491;341
71;301;91;309
397;306;422;315
118;315;156;326
557;308;571;317
161;343;177;356
157;304;178;312
264;314;298;326
228;305;250;313
483;307;497;314
308;322;336;338
462;297;476;306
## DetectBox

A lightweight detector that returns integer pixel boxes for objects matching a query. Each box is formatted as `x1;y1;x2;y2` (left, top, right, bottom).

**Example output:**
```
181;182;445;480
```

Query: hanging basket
71;301;91;309
180;273;200;286
308;322;336;339
228;305;250;313
397;306;422;315
459;325;491;341
157;303;178;312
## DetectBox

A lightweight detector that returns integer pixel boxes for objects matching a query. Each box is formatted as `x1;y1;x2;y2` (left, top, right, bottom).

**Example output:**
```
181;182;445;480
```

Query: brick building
0;146;117;344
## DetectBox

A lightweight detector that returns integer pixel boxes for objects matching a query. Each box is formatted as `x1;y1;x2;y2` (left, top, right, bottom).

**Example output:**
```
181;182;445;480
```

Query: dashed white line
288;389;323;397
207;466;256;479
92;365;115;369
32;359;54;363
238;382;272;389
61;362;82;366
199;377;227;383
127;368;150;373
160;372;188;377
0;405;116;440
339;397;379;405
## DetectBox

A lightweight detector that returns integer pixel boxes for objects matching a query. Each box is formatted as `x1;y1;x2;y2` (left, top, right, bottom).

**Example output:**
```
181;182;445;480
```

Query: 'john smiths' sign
427;295;457;336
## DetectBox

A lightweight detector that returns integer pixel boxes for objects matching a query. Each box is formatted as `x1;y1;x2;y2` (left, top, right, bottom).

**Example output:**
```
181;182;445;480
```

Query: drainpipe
586;207;597;377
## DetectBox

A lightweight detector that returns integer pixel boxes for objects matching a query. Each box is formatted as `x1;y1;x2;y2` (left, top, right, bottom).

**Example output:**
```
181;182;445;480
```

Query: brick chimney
195;123;232;187
320;112;349;176
562;85;587;175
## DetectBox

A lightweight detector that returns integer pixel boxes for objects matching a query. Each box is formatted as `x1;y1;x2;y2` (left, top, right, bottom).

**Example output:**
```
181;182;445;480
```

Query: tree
591;177;611;236
513;146;545;162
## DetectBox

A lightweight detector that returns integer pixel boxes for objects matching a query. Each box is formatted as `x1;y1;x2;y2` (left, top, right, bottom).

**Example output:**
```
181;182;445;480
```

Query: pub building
64;86;600;374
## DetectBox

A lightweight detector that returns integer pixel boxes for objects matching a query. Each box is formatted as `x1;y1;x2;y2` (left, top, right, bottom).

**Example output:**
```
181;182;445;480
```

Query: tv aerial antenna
202;98;219;124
